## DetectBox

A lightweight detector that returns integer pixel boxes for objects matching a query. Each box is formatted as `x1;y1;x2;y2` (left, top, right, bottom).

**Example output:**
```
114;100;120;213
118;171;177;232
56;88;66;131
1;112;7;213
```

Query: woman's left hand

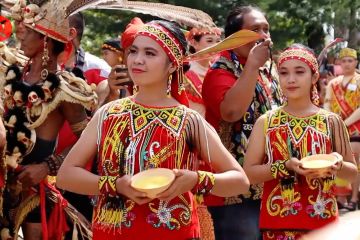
323;152;344;177
156;169;198;202
324;160;343;177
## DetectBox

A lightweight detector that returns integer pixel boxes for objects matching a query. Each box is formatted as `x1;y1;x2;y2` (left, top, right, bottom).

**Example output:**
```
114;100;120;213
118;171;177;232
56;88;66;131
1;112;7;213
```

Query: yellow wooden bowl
131;168;175;199
301;153;342;176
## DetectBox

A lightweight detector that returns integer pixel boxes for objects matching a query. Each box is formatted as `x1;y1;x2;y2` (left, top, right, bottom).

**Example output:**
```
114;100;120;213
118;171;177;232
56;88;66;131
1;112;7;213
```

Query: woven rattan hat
10;0;70;43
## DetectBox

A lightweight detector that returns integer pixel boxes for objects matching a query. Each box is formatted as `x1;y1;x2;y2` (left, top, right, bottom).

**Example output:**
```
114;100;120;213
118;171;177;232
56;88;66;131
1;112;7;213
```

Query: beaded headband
102;44;122;53
137;24;183;67
339;48;357;59
186;27;221;41
278;47;319;73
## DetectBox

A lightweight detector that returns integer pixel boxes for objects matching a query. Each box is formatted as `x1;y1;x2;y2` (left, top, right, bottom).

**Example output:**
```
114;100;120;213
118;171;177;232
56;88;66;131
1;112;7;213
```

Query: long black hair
225;5;265;38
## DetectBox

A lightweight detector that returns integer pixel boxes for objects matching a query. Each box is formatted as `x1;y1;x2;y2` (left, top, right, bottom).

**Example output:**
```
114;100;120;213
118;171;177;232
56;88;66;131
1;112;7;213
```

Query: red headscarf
121;17;144;49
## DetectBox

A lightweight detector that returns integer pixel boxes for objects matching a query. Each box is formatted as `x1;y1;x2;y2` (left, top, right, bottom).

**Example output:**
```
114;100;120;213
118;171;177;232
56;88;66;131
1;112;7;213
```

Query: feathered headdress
5;0;70;43
2;0;217;39
66;0;216;29
184;29;262;62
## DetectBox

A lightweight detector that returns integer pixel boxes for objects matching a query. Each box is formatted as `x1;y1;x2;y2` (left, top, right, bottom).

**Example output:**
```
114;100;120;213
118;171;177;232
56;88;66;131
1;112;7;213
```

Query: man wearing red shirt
202;5;283;240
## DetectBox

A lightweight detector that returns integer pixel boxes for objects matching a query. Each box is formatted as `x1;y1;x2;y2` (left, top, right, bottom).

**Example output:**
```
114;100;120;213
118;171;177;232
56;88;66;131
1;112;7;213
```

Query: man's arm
42;102;89;176
61;102;88;137
323;81;333;111
220;40;272;122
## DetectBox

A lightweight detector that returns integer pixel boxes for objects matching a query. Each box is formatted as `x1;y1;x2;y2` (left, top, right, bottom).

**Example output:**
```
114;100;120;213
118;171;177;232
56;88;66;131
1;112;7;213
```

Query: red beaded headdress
186;27;221;41
278;47;319;73
137;23;189;107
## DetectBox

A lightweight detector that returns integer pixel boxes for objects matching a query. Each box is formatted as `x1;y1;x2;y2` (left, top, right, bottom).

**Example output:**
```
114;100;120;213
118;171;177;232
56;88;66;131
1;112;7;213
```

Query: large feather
0;0;15;16
317;38;344;66
184;30;261;62
66;0;216;28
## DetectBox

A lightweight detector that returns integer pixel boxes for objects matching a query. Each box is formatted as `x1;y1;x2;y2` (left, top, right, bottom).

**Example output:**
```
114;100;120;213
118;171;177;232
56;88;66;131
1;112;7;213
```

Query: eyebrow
144;47;158;53
279;66;306;70
131;45;158;53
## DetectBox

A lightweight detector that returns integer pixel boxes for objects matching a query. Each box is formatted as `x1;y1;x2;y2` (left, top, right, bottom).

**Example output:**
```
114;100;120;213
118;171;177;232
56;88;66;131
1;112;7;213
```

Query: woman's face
102;49;124;67
192;34;220;52
127;35;174;88
20;27;44;58
340;57;358;75
279;59;317;102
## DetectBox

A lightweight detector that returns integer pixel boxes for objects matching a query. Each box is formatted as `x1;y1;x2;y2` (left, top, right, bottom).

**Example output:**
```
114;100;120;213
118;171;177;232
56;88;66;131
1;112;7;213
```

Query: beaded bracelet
98;176;118;197
193;171;215;195
45;154;65;176
270;160;290;179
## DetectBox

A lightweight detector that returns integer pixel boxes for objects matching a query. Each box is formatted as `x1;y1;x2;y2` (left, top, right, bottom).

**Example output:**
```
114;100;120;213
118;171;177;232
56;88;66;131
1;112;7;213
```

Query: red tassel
40;182;48;240
60;42;73;70
46;183;70;240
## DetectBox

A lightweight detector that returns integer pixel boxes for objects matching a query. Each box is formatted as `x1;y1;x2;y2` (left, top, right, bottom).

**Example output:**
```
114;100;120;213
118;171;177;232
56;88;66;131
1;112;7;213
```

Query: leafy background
81;0;359;57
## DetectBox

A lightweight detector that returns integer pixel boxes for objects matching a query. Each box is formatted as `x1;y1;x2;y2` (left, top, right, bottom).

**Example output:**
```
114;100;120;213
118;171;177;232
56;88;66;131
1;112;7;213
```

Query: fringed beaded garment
328;73;360;137
260;107;348;239
93;97;206;240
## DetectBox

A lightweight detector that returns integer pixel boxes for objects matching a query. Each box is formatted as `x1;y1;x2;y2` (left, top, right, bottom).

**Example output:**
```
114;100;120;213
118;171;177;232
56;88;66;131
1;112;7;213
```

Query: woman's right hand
116;175;152;205
285;157;321;179
108;65;131;92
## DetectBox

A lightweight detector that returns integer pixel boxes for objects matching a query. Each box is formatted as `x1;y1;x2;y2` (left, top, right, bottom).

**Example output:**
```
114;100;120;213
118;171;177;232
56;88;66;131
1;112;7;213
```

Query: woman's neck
284;98;318;117
134;85;178;107
343;71;356;78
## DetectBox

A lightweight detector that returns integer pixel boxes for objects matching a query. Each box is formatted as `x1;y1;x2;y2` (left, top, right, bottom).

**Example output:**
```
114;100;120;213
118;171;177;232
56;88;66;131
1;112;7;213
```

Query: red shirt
202;50;283;206
202;51;244;130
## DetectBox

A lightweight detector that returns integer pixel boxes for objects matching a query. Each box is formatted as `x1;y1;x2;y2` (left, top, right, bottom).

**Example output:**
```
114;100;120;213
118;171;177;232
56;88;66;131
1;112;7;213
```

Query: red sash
185;70;203;98
332;79;360;135
185;70;204;104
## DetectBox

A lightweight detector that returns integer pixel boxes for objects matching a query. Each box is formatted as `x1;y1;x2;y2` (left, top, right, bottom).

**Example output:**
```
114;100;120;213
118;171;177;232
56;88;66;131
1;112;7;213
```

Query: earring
41;36;49;80
311;84;320;106
282;95;288;105
133;85;139;94
167;74;172;96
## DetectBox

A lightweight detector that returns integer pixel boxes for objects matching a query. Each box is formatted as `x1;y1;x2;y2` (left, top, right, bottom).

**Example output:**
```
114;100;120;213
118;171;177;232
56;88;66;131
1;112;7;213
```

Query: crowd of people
0;1;359;240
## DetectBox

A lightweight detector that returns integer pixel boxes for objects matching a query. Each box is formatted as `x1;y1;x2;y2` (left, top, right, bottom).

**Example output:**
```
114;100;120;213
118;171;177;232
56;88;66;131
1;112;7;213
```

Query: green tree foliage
81;0;359;55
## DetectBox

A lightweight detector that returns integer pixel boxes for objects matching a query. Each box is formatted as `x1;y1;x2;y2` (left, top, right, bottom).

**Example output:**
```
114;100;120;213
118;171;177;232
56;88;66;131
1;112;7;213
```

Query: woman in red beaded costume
243;44;358;239
57;20;249;240
185;27;221;116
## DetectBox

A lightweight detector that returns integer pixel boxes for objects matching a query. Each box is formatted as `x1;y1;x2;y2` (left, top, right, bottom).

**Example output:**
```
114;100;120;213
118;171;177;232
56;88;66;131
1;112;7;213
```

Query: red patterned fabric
260;108;339;231
92;98;201;239
262;230;305;240
185;70;204;104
